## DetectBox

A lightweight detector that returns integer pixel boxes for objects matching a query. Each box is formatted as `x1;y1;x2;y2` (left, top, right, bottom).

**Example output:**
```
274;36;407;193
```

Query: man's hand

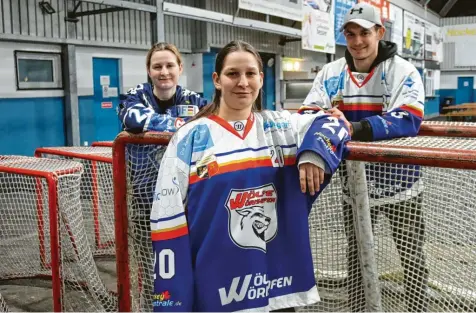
299;163;325;196
327;108;353;136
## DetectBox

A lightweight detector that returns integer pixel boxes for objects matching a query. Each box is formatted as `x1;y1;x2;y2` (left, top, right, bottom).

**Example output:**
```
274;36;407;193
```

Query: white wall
0;41;64;98
441;72;476;89
75;46;147;96
179;53;204;93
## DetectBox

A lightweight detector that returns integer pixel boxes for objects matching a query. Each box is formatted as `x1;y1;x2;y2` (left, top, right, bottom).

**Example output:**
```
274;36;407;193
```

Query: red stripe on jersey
284;156;296;166
190;158;274;184
152;225;188;241
339;104;382;111
400;105;424;118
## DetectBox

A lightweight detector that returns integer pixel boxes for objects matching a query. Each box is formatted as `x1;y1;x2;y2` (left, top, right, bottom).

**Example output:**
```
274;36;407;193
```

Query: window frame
14;50;63;90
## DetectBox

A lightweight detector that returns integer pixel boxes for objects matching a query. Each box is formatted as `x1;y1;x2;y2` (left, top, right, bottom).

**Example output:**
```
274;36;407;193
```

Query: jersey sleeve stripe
297;106;323;114
151;212;185;223
152;214;187;231
399;105;424;118
152;224;188;241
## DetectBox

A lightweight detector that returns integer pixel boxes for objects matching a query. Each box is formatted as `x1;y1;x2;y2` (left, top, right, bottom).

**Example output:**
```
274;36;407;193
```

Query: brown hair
146;42;183;69
190;40;263;121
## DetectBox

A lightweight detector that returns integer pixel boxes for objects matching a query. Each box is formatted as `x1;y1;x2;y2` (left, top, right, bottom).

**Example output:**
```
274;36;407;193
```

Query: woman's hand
299;163;325;196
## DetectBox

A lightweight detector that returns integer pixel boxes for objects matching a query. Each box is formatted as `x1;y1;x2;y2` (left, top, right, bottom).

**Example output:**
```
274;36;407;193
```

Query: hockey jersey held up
150;110;350;312
119;83;207;133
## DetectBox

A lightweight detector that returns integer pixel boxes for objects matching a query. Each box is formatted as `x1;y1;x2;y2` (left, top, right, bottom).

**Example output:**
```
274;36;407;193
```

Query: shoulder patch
324;76;340;97
177;105;199;117
176;124;214;164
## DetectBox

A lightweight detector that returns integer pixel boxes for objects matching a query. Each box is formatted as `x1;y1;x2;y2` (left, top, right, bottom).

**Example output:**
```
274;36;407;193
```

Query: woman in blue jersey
150;40;351;312
118;42;207;311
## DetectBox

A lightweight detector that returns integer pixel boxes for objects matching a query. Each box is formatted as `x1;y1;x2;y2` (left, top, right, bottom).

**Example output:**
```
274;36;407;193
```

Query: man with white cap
301;2;428;312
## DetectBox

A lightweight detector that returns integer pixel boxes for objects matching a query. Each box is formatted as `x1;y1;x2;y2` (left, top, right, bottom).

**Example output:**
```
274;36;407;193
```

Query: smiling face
147;49;183;92
212;51;263;120
344;23;384;61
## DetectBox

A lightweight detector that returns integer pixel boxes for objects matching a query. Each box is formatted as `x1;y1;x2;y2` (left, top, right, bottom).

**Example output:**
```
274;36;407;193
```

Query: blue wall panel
78;95;95;145
202;52;217;104
424;90;440;119
0;97;65;156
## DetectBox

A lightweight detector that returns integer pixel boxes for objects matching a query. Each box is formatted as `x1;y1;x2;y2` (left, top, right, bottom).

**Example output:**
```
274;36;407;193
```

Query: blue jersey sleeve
296;114;350;175
364;69;424;141
118;84;183;133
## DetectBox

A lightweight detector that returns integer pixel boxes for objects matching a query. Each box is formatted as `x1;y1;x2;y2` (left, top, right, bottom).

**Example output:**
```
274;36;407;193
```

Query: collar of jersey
208;113;254;140
347;65;376;88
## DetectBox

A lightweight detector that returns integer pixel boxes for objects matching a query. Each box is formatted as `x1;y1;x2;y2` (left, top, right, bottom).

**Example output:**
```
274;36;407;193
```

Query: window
424;69;435;97
15;51;62;90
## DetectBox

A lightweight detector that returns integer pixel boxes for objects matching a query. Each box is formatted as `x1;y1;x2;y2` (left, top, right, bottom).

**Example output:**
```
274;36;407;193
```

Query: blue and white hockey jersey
150;110;350;312
118;83;207;217
304;47;425;204
119;83;207;133
303;55;424;141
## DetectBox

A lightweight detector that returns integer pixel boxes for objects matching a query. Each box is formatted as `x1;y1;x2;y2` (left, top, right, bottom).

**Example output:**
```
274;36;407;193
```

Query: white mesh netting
36;147;115;257
116;133;476;312
0;156;117;311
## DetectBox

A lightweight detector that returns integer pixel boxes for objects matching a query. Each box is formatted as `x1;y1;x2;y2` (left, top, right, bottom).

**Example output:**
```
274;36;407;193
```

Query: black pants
340;164;429;312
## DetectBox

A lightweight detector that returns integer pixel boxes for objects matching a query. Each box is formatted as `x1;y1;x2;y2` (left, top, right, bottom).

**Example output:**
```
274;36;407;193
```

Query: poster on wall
402;11;425;59
424;22;443;62
358;0;390;21
302;0;336;54
389;4;403;55
238;0;303;22
335;0;357;46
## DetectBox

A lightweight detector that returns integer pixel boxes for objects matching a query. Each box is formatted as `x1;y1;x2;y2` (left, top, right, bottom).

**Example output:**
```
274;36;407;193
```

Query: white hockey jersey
304;44;425;204
150;110;350;312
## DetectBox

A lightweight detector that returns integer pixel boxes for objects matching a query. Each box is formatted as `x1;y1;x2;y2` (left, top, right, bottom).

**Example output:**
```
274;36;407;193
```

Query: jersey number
390;111;409;119
128;108;152;124
270;146;284;167
154;249;175;280
322;116;348;141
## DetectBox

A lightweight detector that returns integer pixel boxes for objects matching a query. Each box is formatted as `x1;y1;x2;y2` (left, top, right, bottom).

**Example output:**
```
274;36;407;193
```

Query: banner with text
302;0;336;53
238;0;303;22
402;11;425;59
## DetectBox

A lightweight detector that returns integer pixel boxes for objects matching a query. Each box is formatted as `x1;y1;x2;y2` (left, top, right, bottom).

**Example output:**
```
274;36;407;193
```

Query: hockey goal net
0;156;117;311
113;123;476;312
35;147;115;256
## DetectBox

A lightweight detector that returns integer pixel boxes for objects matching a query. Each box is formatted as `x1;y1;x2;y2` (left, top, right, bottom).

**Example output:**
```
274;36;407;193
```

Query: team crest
225;184;278;252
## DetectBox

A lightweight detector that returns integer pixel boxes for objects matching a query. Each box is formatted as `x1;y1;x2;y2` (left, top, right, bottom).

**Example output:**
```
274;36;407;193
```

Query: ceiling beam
439;0;459;17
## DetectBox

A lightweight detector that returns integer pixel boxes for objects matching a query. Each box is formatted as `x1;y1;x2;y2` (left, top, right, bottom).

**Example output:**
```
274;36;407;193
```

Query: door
457;77;474;104
92;57;121;141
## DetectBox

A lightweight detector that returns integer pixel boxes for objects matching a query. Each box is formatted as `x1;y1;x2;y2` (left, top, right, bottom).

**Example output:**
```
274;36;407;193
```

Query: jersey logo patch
233;121;244;131
196;154;220;179
225;184;278;252
177;105;198;117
